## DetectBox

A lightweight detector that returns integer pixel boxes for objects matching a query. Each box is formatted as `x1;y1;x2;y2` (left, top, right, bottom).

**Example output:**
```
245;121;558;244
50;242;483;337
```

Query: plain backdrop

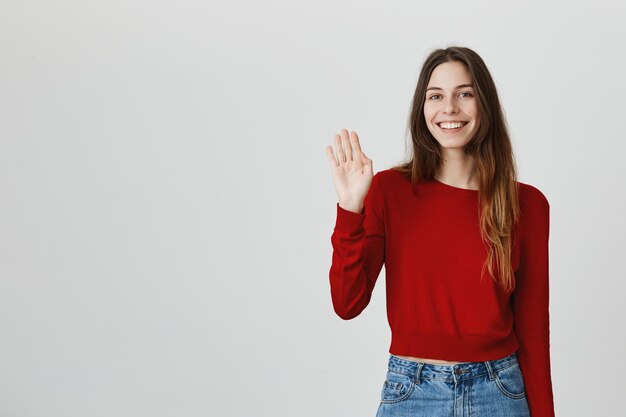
1;0;625;416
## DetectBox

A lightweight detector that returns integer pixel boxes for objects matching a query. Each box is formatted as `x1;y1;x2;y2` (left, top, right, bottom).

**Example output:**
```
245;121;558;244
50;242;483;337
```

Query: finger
326;145;339;167
335;133;346;163
341;128;353;162
350;131;362;159
362;151;373;176
359;147;368;164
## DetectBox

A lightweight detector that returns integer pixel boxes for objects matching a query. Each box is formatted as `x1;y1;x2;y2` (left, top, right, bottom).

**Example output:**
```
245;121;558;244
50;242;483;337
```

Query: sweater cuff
334;202;365;234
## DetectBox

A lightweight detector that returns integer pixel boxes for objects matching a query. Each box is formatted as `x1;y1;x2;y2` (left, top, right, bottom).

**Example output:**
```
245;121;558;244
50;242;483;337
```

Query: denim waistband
387;351;520;383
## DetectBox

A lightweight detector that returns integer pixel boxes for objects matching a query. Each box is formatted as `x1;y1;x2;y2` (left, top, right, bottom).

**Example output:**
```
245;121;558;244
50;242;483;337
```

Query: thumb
361;151;373;175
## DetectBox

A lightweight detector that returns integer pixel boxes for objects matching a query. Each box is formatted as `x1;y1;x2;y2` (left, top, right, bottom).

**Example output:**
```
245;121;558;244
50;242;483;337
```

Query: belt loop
484;359;497;381
414;362;424;385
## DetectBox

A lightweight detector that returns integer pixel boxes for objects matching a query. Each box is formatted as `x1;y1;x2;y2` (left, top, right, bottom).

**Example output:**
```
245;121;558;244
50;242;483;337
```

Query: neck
436;152;478;190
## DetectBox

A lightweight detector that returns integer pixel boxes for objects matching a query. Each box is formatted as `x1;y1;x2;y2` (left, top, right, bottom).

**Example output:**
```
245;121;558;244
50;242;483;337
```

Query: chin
435;136;473;149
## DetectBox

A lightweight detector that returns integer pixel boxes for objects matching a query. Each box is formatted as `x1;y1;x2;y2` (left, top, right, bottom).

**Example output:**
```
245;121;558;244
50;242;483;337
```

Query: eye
427;91;473;100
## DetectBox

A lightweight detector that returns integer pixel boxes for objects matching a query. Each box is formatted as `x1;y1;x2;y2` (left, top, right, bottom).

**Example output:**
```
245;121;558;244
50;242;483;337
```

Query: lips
436;121;469;133
437;121;469;127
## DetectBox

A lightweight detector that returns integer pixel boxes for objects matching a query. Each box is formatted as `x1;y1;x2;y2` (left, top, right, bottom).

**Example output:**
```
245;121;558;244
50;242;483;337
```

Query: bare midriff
393;355;464;365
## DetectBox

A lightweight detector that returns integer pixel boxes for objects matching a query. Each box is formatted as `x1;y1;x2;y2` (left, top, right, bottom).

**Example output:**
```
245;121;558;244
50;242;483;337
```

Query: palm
326;129;373;212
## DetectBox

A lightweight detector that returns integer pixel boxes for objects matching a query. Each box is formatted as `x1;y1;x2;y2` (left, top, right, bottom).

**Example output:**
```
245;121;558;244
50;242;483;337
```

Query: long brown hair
391;46;520;294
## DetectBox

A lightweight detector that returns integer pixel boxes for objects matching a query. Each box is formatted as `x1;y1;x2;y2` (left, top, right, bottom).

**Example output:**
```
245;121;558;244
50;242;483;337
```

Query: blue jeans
376;352;530;417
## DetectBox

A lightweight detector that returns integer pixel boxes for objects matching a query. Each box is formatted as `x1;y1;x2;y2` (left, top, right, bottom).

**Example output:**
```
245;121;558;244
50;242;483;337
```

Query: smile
437;121;469;133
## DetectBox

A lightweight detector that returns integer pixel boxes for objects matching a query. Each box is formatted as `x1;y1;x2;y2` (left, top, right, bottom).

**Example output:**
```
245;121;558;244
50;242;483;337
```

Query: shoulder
370;168;411;197
373;168;410;187
517;181;550;211
361;169;410;204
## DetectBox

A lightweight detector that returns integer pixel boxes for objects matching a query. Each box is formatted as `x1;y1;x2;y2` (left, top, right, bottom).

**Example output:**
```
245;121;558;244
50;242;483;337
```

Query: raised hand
325;128;373;214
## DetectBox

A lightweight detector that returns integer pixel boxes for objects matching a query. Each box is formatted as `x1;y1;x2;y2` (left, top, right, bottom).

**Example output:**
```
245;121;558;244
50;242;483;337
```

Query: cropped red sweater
329;168;554;417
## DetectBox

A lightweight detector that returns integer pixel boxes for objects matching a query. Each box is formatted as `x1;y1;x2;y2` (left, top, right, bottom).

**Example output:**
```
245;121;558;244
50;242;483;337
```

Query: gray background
1;0;624;416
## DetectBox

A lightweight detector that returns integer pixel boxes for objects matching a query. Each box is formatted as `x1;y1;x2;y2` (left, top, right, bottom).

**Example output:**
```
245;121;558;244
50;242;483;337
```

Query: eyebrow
426;83;474;92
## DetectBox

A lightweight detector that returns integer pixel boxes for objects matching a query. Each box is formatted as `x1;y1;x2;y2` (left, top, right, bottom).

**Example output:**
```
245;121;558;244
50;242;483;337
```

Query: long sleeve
329;172;386;320
512;196;555;416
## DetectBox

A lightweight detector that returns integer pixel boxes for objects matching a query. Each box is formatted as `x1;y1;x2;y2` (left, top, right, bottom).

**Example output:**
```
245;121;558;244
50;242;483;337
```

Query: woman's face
423;61;480;150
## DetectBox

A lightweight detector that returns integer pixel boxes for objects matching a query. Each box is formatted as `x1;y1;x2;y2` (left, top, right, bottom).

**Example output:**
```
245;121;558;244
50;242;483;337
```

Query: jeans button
454;368;463;375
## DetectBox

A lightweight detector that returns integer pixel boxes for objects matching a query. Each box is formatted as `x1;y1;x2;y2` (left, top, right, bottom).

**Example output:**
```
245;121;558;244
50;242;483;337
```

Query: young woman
325;46;555;417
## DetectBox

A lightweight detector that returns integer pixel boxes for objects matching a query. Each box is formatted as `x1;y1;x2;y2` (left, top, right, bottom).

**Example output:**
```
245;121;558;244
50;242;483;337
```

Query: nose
443;96;459;114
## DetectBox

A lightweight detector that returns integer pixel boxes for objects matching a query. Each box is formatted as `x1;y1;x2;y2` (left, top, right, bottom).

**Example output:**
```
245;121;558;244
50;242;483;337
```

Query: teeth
439;122;467;129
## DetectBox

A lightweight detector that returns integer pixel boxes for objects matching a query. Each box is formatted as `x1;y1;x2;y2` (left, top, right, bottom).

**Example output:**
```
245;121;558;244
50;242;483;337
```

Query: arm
512;196;555;416
329;172;386;320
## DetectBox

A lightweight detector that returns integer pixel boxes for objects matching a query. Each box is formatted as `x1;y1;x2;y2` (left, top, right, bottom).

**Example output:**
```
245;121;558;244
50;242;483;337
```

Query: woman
325;46;555;417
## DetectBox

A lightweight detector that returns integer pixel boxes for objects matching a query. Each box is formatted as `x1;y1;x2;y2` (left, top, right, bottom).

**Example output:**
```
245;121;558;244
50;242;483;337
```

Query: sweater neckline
430;178;480;196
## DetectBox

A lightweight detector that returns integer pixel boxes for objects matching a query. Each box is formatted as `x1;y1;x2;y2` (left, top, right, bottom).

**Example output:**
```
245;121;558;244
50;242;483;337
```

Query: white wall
1;0;624;416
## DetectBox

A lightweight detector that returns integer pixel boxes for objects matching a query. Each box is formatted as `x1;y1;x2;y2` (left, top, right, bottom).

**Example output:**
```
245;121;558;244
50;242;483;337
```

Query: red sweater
329;168;554;417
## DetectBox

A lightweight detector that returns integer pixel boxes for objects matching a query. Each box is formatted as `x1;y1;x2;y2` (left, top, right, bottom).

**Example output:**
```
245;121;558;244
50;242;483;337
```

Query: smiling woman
424;62;480;154
326;45;555;417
